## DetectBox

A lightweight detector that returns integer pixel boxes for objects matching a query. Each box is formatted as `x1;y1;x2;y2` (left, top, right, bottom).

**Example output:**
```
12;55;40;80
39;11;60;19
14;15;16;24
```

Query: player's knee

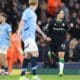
58;51;65;58
24;53;31;59
31;52;39;57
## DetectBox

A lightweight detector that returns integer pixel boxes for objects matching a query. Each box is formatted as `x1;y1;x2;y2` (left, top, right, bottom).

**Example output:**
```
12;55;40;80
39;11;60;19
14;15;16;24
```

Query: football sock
59;58;64;74
31;57;38;75
21;58;30;76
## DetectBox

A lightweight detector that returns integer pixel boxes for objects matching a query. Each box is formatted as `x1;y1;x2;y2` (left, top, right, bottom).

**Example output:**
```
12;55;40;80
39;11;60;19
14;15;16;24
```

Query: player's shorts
50;41;66;53
24;38;38;53
0;46;8;54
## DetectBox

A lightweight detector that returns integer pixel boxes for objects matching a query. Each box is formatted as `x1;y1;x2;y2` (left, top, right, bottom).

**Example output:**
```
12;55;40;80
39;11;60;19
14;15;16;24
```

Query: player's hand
18;48;24;54
20;50;24;54
70;23;74;28
16;31;22;39
17;29;21;35
46;37;51;42
17;31;20;36
42;33;48;40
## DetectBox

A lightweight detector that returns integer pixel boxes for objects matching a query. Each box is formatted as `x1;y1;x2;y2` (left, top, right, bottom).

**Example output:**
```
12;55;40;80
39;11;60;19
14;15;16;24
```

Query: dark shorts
50;41;66;53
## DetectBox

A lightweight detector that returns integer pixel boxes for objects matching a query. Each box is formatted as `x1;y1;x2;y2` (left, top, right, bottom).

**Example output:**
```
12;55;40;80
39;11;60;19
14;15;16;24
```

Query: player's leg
2;54;9;75
57;42;66;76
19;38;40;80
18;53;24;67
7;49;14;74
0;54;10;75
0;54;4;74
7;59;13;74
31;51;40;80
0;46;9;75
19;53;31;80
7;45;15;74
58;51;65;76
19;39;32;80
30;39;40;80
0;64;2;74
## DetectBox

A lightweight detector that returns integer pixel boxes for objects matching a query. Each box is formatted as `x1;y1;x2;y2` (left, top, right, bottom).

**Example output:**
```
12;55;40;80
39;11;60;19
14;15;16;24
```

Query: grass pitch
0;69;80;80
0;75;80;80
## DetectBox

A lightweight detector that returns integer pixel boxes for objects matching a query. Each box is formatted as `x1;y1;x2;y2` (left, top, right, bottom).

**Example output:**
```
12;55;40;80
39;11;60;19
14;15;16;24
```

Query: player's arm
17;20;24;54
9;33;12;40
17;10;27;34
65;22;74;32
44;19;54;41
36;24;51;41
17;19;24;34
36;24;47;38
7;25;13;47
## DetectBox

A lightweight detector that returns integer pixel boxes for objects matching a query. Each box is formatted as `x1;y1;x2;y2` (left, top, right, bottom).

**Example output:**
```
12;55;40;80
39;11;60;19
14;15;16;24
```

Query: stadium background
0;0;80;80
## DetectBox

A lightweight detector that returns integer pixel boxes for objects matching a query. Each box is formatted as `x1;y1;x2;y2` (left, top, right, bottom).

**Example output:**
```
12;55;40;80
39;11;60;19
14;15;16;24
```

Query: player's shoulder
49;18;56;25
5;23;11;28
23;8;31;14
62;19;67;25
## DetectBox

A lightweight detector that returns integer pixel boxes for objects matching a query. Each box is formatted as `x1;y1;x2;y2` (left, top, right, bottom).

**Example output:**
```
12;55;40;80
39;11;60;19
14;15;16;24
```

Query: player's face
58;10;64;19
0;15;5;23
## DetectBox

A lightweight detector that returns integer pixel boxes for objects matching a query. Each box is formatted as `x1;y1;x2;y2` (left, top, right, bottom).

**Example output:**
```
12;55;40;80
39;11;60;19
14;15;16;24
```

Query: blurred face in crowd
0;15;6;23
69;0;74;7
66;33;71;40
57;10;64;19
72;12;77;18
40;2;47;11
75;3;79;10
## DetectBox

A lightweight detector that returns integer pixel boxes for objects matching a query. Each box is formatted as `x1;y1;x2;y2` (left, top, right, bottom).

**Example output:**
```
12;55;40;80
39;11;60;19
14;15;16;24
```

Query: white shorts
0;46;8;54
24;38;38;53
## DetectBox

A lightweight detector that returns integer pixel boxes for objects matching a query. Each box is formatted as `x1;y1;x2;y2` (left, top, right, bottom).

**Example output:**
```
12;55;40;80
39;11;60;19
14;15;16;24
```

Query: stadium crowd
0;0;80;68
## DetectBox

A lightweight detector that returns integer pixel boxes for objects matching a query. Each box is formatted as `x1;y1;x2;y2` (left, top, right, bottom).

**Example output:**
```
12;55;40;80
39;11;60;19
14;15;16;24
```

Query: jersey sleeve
64;22;73;32
7;25;12;33
47;19;54;37
21;10;28;21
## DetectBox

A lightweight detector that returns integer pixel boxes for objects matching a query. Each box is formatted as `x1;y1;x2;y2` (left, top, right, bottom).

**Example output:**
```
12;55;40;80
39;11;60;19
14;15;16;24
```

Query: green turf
0;69;80;80
0;75;80;80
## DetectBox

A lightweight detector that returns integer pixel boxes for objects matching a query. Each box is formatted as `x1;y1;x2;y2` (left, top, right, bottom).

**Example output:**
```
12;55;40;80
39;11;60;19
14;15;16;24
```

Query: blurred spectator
61;3;70;22
65;33;71;62
69;38;78;62
73;40;80;61
68;0;75;15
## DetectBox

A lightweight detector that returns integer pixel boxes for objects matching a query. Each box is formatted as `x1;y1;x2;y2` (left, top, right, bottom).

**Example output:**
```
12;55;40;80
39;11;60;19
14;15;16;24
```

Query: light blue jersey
0;23;12;47
21;8;37;42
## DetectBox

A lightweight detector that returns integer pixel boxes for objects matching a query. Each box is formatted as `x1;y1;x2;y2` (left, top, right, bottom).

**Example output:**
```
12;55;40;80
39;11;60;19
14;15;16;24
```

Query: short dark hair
0;12;7;18
29;0;38;5
55;8;64;17
57;8;63;14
